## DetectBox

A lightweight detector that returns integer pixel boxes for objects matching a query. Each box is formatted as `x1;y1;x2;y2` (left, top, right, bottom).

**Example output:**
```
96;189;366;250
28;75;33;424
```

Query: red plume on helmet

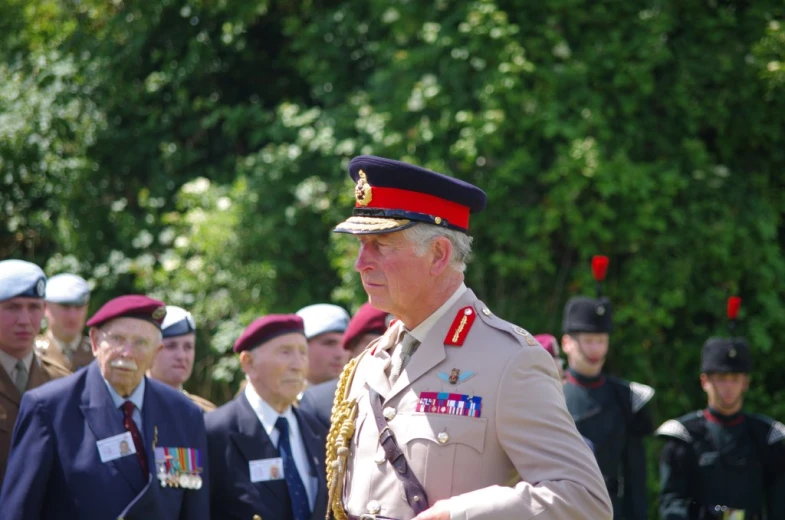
727;296;741;335
592;255;609;297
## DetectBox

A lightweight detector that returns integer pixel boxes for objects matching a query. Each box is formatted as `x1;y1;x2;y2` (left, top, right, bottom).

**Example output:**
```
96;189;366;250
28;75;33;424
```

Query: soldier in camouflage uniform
656;297;785;519
562;256;655;520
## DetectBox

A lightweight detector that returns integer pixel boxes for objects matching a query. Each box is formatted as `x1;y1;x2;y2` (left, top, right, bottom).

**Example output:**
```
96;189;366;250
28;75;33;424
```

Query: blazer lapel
79;363;144;491
0;366;20;406
230;393;290;505
26;356;51;390
293;408;327;520
357;323;403;400
141;379;162;477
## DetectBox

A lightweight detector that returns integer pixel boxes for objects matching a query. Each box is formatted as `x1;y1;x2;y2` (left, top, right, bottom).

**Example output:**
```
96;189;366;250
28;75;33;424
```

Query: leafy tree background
2;0;784;512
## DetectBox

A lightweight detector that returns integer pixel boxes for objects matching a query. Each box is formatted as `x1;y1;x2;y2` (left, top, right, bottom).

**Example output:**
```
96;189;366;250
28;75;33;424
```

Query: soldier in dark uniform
656;297;785;519
562;255;655;520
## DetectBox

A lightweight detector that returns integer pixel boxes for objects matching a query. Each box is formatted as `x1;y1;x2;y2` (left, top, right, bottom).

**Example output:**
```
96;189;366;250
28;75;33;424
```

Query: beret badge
355;170;373;207
36;279;46;297
152;306;167;320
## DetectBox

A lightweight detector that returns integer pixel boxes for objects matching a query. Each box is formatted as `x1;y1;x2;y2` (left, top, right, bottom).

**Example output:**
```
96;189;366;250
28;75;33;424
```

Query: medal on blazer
417;391;483;418
155;447;204;489
444;306;476;346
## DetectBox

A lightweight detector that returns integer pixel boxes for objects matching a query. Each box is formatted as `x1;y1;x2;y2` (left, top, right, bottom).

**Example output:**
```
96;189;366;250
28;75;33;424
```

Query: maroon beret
342;303;390;350
234;314;305;353
534;334;560;358
86;295;167;329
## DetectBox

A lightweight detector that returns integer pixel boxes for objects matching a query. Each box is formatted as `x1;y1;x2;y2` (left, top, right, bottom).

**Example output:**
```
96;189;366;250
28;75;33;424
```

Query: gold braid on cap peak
325;352;365;520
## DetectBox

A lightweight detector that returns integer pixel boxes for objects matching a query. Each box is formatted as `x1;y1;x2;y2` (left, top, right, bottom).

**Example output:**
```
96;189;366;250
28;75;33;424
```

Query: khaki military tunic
35;330;93;371
183;390;217;413
0;353;70;487
341;288;612;520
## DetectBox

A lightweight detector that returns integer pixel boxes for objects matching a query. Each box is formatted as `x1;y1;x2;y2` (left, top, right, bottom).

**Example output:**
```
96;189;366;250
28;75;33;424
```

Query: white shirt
244;382;317;508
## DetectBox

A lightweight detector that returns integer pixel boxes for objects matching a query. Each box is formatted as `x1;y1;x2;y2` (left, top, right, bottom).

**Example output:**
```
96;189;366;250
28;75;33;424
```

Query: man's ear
239;350;252;373
429;236;453;276
89;327;100;356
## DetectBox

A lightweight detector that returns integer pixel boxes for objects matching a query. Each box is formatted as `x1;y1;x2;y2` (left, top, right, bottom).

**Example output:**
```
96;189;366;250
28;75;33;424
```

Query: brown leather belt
368;389;430;515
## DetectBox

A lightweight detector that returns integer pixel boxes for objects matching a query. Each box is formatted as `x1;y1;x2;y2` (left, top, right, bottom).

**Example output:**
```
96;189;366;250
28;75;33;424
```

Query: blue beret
0;260;46;301
234;314;305;353
161;306;196;338
334;155;487;235
45;273;90;306
296;304;350;340
86;295;167;329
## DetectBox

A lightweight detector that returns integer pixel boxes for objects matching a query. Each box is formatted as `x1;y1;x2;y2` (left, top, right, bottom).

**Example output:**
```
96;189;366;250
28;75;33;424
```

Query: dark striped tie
121;401;149;478
275;417;311;520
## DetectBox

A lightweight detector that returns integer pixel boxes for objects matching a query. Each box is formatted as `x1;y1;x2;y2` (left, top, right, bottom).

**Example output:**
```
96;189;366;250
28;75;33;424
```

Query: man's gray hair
401;223;473;273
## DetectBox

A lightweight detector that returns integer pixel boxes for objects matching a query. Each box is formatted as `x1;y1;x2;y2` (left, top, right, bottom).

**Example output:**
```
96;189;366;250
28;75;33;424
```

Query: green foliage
3;0;785;513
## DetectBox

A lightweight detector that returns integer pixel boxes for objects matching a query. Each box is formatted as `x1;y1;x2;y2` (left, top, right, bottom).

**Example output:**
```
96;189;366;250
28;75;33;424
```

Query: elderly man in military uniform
35;273;94;370
561;257;655;520
148;305;216;412
0;295;210;519
656;297;785;519
326;155;611;520
0;260;70;487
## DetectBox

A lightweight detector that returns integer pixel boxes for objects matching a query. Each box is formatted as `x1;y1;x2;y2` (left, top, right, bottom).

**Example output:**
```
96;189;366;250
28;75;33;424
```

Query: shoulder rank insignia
438;368;477;385
513;326;538;346
444;306;476;346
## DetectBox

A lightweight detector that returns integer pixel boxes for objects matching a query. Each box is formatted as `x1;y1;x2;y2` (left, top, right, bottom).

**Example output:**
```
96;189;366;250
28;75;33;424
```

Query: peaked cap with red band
234;314;305;353
334;155;487;235
86;295;167;329
342;303;390;350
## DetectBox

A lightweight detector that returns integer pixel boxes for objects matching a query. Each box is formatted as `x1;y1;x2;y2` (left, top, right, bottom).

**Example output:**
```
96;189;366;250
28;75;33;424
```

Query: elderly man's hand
412;500;451;520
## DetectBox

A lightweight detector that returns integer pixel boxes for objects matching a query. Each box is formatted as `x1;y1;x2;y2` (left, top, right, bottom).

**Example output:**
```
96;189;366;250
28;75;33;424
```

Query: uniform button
253;515;262;520
482;308;491;316
437;432;450;444
383;407;396;420
367;500;382;514
413;495;421;502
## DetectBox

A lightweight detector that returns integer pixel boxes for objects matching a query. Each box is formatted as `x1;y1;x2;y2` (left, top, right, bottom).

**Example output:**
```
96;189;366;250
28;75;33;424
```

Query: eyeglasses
99;331;156;352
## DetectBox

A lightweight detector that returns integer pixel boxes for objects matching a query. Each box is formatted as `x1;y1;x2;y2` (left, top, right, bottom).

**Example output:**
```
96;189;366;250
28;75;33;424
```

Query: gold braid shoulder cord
325;349;368;520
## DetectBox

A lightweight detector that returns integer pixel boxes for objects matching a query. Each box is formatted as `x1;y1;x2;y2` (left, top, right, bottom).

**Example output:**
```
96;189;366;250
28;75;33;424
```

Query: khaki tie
14;359;28;394
389;332;420;385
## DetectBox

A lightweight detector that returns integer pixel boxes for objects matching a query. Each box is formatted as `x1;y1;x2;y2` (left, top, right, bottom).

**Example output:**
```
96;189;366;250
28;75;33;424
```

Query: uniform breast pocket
395;413;486;502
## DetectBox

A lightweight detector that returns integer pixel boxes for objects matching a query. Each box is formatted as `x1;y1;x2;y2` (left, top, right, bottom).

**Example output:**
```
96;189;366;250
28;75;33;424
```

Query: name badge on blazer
249;457;285;482
96;431;136;463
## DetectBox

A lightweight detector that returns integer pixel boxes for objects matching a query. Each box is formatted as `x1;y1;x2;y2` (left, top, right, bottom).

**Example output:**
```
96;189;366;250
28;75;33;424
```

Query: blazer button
383;407;396;420
253;515;262;520
367;500;382;514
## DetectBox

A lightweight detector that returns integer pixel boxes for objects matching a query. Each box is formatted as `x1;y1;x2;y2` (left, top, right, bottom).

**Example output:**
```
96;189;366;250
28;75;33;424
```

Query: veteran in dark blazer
328;156;611;520
0;295;210;520
0;260;71;488
205;314;328;520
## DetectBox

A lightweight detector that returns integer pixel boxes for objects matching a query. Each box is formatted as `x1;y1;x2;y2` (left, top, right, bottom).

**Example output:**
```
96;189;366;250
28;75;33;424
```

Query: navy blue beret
161;306;196;338
0;260;46;301
334;155;487;235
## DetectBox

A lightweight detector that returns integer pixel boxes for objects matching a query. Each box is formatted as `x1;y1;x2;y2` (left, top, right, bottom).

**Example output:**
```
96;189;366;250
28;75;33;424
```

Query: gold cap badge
355;170;373;206
152;306;166;320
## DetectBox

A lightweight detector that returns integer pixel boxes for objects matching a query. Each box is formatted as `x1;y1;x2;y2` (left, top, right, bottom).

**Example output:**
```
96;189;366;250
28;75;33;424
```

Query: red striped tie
121;401;149;478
